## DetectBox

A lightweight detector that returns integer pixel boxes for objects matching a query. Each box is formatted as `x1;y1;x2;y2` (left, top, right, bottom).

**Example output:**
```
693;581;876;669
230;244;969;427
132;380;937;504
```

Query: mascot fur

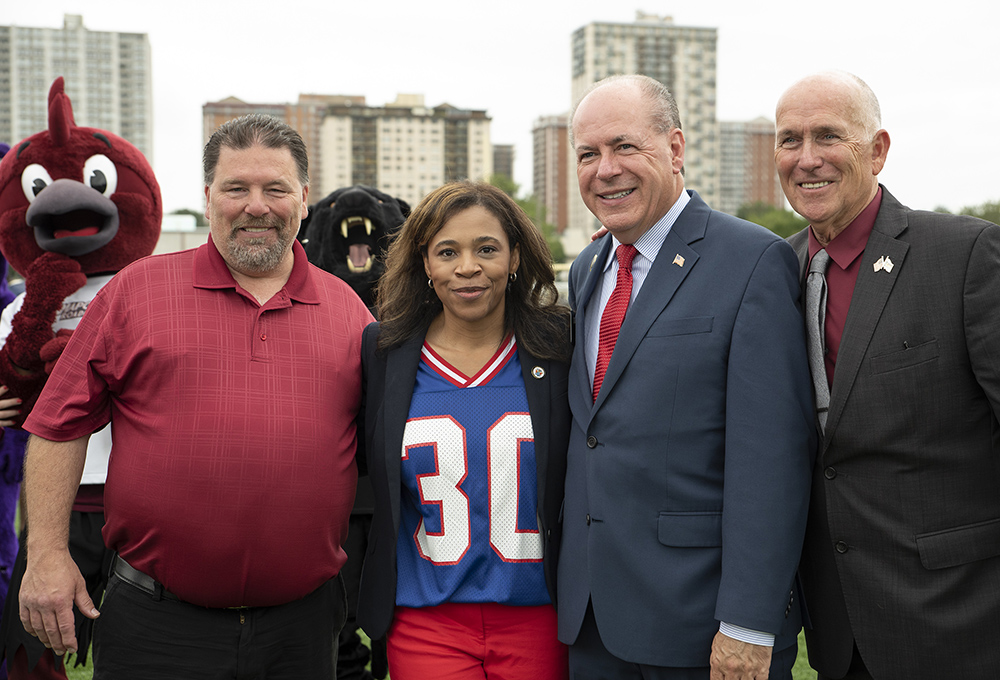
300;185;407;680
0;77;161;678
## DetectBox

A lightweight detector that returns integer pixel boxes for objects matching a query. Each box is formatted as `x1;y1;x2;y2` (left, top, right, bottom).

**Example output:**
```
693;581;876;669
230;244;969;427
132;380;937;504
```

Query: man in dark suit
558;74;816;679
778;71;1000;680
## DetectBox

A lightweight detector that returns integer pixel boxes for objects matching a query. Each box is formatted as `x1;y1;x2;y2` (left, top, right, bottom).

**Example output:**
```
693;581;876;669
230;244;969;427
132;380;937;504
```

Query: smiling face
572;81;685;244
205;143;308;278
422;204;519;333
774;74;890;243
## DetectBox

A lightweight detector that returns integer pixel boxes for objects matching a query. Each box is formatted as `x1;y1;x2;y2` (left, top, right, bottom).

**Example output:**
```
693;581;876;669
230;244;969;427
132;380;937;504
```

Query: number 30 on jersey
402;413;542;565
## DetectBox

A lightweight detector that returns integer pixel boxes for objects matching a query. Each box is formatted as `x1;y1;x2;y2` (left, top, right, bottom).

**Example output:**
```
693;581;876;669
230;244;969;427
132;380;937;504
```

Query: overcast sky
4;1;998;217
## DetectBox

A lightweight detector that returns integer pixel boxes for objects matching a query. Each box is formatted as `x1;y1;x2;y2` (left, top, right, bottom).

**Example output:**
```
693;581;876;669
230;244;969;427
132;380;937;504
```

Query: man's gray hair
847;72;882;140
203;113;309;186
570;74;682;145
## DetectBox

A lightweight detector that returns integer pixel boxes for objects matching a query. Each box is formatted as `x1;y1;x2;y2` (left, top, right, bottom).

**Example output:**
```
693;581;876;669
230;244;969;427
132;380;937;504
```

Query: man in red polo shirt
17;114;373;679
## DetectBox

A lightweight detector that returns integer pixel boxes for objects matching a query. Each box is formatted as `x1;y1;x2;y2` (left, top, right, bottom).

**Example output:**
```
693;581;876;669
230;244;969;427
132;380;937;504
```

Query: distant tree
961;200;1000;226
170;208;207;227
737;202;808;238
487;175;565;262
489;173;519;199
516;193;566;263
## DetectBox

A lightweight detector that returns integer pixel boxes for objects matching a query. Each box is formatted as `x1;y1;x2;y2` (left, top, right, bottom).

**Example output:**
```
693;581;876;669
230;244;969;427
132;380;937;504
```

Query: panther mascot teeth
299;185;409;311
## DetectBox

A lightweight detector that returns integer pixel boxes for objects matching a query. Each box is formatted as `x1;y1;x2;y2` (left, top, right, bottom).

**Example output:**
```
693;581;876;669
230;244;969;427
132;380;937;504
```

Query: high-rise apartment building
203;94;364;195
532;114;570;233
492;144;514;183
719;117;785;216
0;14;153;162
204;93;492;208
318;94;492;207
565;12;718;253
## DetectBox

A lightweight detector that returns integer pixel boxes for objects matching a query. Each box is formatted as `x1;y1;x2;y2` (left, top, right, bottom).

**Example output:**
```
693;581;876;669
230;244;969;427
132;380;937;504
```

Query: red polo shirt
26;238;373;607
807;188;883;386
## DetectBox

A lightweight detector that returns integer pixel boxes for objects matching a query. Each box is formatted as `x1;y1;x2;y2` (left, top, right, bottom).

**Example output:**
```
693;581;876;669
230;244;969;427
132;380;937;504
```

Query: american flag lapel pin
672;254;685;267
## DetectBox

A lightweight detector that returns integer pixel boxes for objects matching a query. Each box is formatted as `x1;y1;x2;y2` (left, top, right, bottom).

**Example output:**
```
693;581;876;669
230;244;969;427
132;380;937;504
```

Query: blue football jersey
395;336;550;608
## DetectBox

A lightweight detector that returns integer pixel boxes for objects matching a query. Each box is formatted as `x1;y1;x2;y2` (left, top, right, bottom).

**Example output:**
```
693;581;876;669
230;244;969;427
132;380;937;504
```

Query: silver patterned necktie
806;249;831;433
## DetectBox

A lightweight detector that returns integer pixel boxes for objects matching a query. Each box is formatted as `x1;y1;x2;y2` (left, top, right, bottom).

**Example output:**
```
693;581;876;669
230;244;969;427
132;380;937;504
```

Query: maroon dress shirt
806;188;883;386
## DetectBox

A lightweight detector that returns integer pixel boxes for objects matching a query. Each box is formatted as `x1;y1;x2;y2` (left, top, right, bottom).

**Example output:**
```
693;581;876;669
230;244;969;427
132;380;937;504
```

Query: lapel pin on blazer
873;255;895;273
672;254;685;267
590;253;599;270
532;366;546;379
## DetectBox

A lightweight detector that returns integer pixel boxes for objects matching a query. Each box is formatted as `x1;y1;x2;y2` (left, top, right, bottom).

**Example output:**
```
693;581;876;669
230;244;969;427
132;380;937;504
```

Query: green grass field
59;631;817;679
792;631;817;679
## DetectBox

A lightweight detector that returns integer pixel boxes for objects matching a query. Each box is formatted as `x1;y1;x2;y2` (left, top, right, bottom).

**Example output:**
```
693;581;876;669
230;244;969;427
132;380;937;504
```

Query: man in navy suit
557;74;816;679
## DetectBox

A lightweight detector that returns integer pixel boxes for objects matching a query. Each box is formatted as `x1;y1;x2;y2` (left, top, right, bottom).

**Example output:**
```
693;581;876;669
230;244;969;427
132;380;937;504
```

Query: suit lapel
521;352;551;503
591;194;706;411
383;334;423;534
568;238;612;420
788;229;809;284
572;238;612;324
825;197;909;445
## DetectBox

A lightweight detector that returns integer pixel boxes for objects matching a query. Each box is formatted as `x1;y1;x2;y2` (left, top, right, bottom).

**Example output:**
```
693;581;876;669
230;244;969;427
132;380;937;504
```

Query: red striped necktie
593;244;638;402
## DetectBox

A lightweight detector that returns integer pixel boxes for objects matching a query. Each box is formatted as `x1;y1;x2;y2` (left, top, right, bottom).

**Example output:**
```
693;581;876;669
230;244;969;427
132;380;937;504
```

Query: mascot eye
20;164;54;203
83;154;118;197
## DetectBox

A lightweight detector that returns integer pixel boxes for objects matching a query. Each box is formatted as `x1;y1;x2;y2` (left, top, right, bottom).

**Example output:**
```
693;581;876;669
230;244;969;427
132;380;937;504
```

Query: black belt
111;554;180;602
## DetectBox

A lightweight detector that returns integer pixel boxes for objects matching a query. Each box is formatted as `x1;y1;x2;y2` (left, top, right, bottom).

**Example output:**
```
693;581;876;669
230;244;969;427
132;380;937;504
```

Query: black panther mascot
300;185;409;312
300;185;409;680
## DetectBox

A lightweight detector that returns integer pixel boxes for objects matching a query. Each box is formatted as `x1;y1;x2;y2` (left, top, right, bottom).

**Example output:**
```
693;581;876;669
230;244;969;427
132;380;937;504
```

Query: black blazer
356;322;570;640
789;187;1000;679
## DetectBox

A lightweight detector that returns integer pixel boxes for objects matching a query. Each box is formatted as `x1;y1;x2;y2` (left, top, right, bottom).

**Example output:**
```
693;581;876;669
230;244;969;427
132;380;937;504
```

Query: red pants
387;602;567;680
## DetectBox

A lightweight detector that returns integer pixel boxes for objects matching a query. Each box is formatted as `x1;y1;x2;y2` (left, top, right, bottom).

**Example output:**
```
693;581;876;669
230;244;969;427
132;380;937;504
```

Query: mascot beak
26;178;120;256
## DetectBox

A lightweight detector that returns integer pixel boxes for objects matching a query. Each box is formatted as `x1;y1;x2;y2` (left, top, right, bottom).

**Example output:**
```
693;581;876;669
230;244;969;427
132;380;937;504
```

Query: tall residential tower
532;114;570;233
719;117;786;216
565;12;718;252
0;14;153;162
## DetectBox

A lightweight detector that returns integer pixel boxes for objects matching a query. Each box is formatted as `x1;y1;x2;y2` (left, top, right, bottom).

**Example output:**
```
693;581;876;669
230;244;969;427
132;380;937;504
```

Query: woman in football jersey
358;181;571;679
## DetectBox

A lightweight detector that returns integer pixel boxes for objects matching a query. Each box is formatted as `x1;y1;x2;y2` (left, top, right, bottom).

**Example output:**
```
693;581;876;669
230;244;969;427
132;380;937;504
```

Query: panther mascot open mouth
299;185;409;311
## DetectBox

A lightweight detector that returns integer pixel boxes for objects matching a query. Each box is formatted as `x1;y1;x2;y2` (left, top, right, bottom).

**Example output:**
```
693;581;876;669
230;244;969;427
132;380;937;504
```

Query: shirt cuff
718;622;775;647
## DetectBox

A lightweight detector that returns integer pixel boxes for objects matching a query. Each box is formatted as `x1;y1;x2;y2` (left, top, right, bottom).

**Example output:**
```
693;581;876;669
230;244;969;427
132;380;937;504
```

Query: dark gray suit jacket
789;186;1000;679
355;322;570;641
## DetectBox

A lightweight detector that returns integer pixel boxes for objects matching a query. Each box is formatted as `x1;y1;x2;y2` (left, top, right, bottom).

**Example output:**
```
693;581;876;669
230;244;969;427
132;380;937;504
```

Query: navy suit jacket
557;191;815;667
356;322;570;640
789;187;1000;679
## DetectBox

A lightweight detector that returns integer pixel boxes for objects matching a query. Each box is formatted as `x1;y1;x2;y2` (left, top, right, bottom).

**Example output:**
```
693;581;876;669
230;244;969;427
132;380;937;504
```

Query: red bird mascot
0;77;161;679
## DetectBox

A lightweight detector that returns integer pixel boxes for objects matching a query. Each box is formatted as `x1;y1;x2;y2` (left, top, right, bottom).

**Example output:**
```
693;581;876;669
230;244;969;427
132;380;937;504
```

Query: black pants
817;643;875;680
94;570;347;680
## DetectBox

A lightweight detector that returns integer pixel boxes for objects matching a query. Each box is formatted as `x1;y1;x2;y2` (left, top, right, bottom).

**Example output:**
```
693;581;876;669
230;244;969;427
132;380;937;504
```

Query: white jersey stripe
421;334;517;388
